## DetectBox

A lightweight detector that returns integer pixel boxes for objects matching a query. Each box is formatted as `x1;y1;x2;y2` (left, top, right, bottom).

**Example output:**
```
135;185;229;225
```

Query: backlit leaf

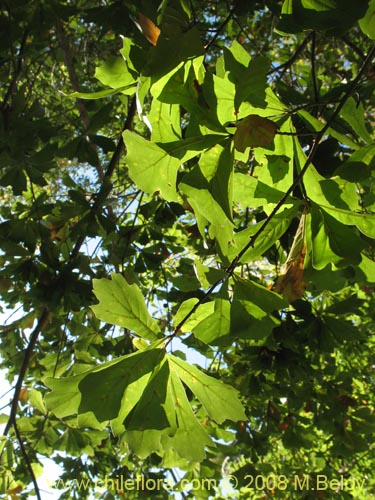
124;130;181;201
91;273;160;341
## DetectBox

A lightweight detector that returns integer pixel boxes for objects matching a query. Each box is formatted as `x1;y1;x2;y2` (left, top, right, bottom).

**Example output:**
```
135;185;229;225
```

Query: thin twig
204;0;241;50
268;32;313;77
68;95;137;263
342;36;366;60
13;420;42;500
1;29;29;110
170;469;188;500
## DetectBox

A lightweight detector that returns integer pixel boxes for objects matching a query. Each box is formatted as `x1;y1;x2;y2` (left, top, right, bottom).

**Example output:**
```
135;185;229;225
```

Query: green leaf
124;130;181;201
0;168;27;194
231;281;285;339
310;204;365;270
169;355;247;423
296;142;375;237
223;43;270;109
278;0;369;34
334;144;375;181
298;109;360;150
179;162;234;255
234;277;288;312
194;261;226;289
339;97;373;144
251;118;295;193
173;298;213;332
151;60;224;131
199;140;234;220
320;203;375;238
233;173;295;208
124;357;171;458
358;254;375;282
126;359;213;461
45;347;164;421
46;346;245;462
28;389;47;415
323;315;360;341
359;0;375;39
227;205;300;263
160;134;228;162
235;56;271;110
145;26;204;78
174;297;231;344
149;100;181;142
95;56;137;89
91;273;160;341
161;368;213;461
192;298;231;344
223;40;251;76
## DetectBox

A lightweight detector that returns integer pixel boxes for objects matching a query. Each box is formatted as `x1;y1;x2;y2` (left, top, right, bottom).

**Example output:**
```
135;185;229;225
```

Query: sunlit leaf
91;273;160;341
95;56;137;89
359;0;375;39
124;130;181;201
169;355;247;423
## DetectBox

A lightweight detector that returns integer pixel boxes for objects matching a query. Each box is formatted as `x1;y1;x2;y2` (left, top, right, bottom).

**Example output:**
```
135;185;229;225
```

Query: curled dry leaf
274;245;307;302
274;212;307;302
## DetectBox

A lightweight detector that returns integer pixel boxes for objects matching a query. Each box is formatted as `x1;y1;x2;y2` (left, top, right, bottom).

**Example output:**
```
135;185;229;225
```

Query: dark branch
13;420;42;500
311;32;319;109
2;308;50;437
342;36;366;60
68;95;136;263
204;0;241;50
268;32;313;77
55;18;104;180
1;29;29;110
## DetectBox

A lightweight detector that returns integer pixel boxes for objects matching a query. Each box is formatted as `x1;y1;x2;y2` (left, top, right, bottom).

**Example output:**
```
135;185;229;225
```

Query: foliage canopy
1;0;375;498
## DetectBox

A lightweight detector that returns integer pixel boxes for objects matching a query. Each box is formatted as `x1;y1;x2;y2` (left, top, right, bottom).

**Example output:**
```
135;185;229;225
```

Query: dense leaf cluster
1;0;375;498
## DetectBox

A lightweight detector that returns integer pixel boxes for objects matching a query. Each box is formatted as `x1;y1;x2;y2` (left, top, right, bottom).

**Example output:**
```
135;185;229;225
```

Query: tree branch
341;35;366;60
168;41;375;340
311;32;319;109
204;0;241;50
55;18;104;179
1;29;29;110
268;32;313;77
68;95;137;263
2;308;50;438
13;419;42;500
